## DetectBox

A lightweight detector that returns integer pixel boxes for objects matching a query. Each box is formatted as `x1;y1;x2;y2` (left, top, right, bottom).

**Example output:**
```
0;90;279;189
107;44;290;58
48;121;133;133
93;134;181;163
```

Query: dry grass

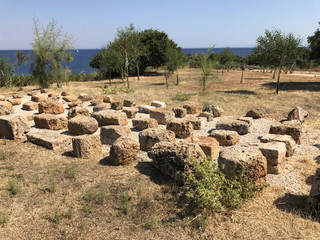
0;68;320;239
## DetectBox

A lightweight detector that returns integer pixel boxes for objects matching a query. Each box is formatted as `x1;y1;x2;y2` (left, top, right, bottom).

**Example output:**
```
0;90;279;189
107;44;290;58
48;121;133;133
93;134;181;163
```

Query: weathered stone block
109;136;140;165
260;134;296;157
123;99;136;107
0;115;30;139
216;119;250;135
93;104;109;112
148;141;205;182
185;136;220;160
203;105;224;117
38;99;65;114
172;107;187;118
183;104;198;114
132;118;158;131
68;116;99;135
27;129;72;151
7;99;21;106
151;100;166;108
22;102;38;111
150;108;175;125
139;128;175;151
68;107;90;119
245;107;266;119
138;105;155;114
100;125;131;145
72;135;102;160
258;142;286;174
185;116;206;130
34;114;68;130
269;120;302;144
122;107;138;118
218;146;267;186
198;112;214;122
166;119;193;139
0;101;14;115
287;106;308;123
31;94;46;102
111;101;123;110
209;129;239;146
91;110;128;126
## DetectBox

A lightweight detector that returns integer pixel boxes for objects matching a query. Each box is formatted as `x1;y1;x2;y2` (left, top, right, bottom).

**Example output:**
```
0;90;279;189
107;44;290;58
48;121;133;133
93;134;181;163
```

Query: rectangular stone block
259;142;286;174
72;135;102;160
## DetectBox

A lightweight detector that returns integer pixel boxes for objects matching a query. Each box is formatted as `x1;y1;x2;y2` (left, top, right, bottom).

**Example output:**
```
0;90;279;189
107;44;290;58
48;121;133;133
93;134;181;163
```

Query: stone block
132;118;158;131
91;110;128;126
0;115;30;140
34;114;68;130
100;125;131;145
109;136;140;165
68;116;99;135
185;136;220;160
150;108;175;125
139;128;175;151
122;107;138;118
258;142;286;174
209;129;239;146
22;102;38;111
260;134;296;157
166;119;193;139
172;107;187;118
72;135;102;160
216;119;250;135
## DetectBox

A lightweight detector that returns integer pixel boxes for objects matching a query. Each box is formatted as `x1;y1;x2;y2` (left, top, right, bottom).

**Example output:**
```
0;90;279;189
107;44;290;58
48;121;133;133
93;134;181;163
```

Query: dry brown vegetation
0;69;320;239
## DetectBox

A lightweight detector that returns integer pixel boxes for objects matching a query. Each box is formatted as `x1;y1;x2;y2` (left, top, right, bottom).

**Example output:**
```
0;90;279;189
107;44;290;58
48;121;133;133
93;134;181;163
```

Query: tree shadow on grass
135;161;172;185
143;71;164;77
262;82;320;92
274;193;319;222
150;82;166;86
218;90;256;95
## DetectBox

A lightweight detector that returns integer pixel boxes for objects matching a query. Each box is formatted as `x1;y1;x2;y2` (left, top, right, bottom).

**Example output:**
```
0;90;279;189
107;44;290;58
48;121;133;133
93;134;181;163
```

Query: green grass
174;91;193;101
0;150;6;161
0;211;9;227
7;180;20;196
64;164;76;180
122;193;132;215
82;185;106;216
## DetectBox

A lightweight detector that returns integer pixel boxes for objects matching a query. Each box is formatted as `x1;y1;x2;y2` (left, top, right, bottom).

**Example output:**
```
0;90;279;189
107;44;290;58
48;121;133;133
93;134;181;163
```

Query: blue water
0;48;253;75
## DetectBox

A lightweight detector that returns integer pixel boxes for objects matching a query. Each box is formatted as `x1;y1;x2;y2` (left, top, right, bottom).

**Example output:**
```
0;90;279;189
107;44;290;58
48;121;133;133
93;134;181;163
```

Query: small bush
48;176;56;193
0;150;6;161
82;185;106;216
103;84;135;95
0;211;8;227
64;164;76;179
175;91;193;101
8;180;20;195
183;157;262;214
123;193;132;215
53;209;61;224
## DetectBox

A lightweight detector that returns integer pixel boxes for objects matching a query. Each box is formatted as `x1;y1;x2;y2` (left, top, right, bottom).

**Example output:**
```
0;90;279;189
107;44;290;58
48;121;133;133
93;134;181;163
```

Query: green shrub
183;157;262;214
82;185;106;216
102;84;135;95
0;211;8;227
123;193;132;215
7;180;20;195
64;164;76;179
0;150;6;161
53;209;61;224
175;91;193;101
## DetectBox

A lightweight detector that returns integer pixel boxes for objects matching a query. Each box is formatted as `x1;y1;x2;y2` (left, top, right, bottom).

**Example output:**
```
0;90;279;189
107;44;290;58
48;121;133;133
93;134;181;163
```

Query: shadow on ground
274;193;319;222
144;71;164;77
219;90;256;95
150;82;166;86
262;82;320;91
135;161;172;185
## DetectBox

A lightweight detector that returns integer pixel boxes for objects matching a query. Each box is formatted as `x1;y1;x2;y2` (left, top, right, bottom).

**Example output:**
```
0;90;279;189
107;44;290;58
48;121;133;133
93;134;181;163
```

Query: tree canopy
308;22;320;62
31;19;73;88
90;25;183;87
254;29;302;94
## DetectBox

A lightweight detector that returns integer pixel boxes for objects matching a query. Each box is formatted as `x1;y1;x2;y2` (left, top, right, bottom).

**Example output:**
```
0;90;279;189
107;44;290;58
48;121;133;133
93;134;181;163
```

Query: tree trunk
176;68;179;85
136;62;140;81
125;54;130;89
165;76;169;89
221;67;224;76
276;63;282;94
272;69;276;79
109;71;112;86
56;77;60;88
202;78;206;94
240;70;244;83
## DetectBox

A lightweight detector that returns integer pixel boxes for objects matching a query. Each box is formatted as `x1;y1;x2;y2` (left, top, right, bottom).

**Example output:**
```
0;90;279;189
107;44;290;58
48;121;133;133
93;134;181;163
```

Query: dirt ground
0;69;320;239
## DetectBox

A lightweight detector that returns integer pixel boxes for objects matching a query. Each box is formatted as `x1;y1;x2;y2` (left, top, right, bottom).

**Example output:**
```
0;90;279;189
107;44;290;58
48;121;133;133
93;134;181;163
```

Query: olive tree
255;29;302;94
31;19;73;88
15;50;29;89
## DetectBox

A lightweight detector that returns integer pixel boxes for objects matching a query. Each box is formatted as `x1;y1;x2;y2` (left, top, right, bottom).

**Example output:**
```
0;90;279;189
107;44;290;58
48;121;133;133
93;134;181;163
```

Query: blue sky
1;0;319;49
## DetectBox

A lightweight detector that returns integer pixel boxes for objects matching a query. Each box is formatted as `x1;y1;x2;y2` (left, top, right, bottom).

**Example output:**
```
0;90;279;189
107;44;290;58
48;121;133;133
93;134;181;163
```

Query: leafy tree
0;57;14;87
165;46;186;85
100;48;123;86
255;29;302;94
308;22;320;62
220;47;234;72
31;18;73;88
15;50;29;89
197;47;218;95
113;24;138;89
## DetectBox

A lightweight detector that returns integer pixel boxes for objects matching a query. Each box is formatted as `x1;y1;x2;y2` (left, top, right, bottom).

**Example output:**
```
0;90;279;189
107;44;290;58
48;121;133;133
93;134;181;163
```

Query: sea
0;48;253;75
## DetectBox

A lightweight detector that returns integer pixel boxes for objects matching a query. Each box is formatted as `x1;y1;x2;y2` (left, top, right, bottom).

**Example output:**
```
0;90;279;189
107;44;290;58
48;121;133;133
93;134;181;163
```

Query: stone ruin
0;92;319;213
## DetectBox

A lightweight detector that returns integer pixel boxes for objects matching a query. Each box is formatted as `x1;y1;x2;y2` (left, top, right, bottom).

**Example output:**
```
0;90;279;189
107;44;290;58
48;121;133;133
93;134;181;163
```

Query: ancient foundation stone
132;118;158;131
91;110;128;126
109;136;140;165
209;129;239;146
72;135;102;160
166;119;193;139
150;108;175;125
0;115;30;140
260;134;296;157
139;128;175;151
34;114;68;130
68;116;98;135
100;125;131;145
216;119;250;135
